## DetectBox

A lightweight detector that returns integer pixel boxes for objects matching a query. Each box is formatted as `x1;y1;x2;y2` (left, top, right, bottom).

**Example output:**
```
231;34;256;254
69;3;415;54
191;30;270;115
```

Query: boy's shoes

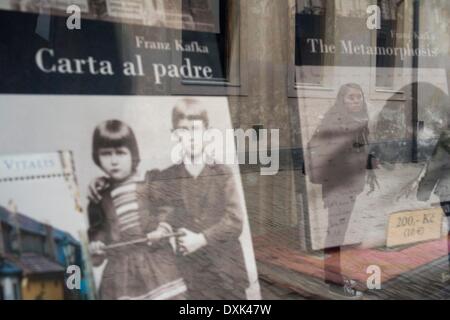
328;280;363;300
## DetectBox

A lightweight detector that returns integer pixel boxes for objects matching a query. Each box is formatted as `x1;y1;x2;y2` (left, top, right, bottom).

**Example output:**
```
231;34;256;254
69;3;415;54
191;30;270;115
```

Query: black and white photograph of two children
0;95;261;300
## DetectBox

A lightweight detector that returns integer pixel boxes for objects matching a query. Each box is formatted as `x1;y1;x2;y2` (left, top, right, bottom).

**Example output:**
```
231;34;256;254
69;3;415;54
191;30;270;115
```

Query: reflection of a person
376;82;450;167
307;83;378;298
375;82;450;199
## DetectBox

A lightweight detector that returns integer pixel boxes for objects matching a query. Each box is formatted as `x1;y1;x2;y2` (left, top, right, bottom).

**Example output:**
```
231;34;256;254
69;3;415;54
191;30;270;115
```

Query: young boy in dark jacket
157;98;250;299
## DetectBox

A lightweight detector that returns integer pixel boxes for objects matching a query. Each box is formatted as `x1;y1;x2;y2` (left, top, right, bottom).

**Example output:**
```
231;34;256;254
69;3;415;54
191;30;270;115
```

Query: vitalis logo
2;158;56;172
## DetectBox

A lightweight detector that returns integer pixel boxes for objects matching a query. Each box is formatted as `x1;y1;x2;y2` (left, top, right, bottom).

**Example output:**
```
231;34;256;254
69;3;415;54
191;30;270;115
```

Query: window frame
169;0;248;96
288;0;407;101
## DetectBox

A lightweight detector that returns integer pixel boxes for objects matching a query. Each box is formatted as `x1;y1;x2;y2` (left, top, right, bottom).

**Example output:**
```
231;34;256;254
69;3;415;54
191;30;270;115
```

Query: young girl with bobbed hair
87;119;186;300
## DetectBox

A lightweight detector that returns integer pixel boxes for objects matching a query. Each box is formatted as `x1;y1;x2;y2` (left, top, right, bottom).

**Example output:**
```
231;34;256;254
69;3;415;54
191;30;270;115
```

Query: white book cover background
0;95;261;299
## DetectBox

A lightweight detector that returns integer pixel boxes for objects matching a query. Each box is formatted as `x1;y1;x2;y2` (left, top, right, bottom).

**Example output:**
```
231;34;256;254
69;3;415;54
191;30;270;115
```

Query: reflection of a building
1;0;219;33
0;206;86;300
297;0;407;18
256;0;450;299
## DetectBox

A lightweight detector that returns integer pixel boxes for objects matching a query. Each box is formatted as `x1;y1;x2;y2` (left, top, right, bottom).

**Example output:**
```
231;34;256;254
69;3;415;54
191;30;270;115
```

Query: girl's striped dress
88;173;187;300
